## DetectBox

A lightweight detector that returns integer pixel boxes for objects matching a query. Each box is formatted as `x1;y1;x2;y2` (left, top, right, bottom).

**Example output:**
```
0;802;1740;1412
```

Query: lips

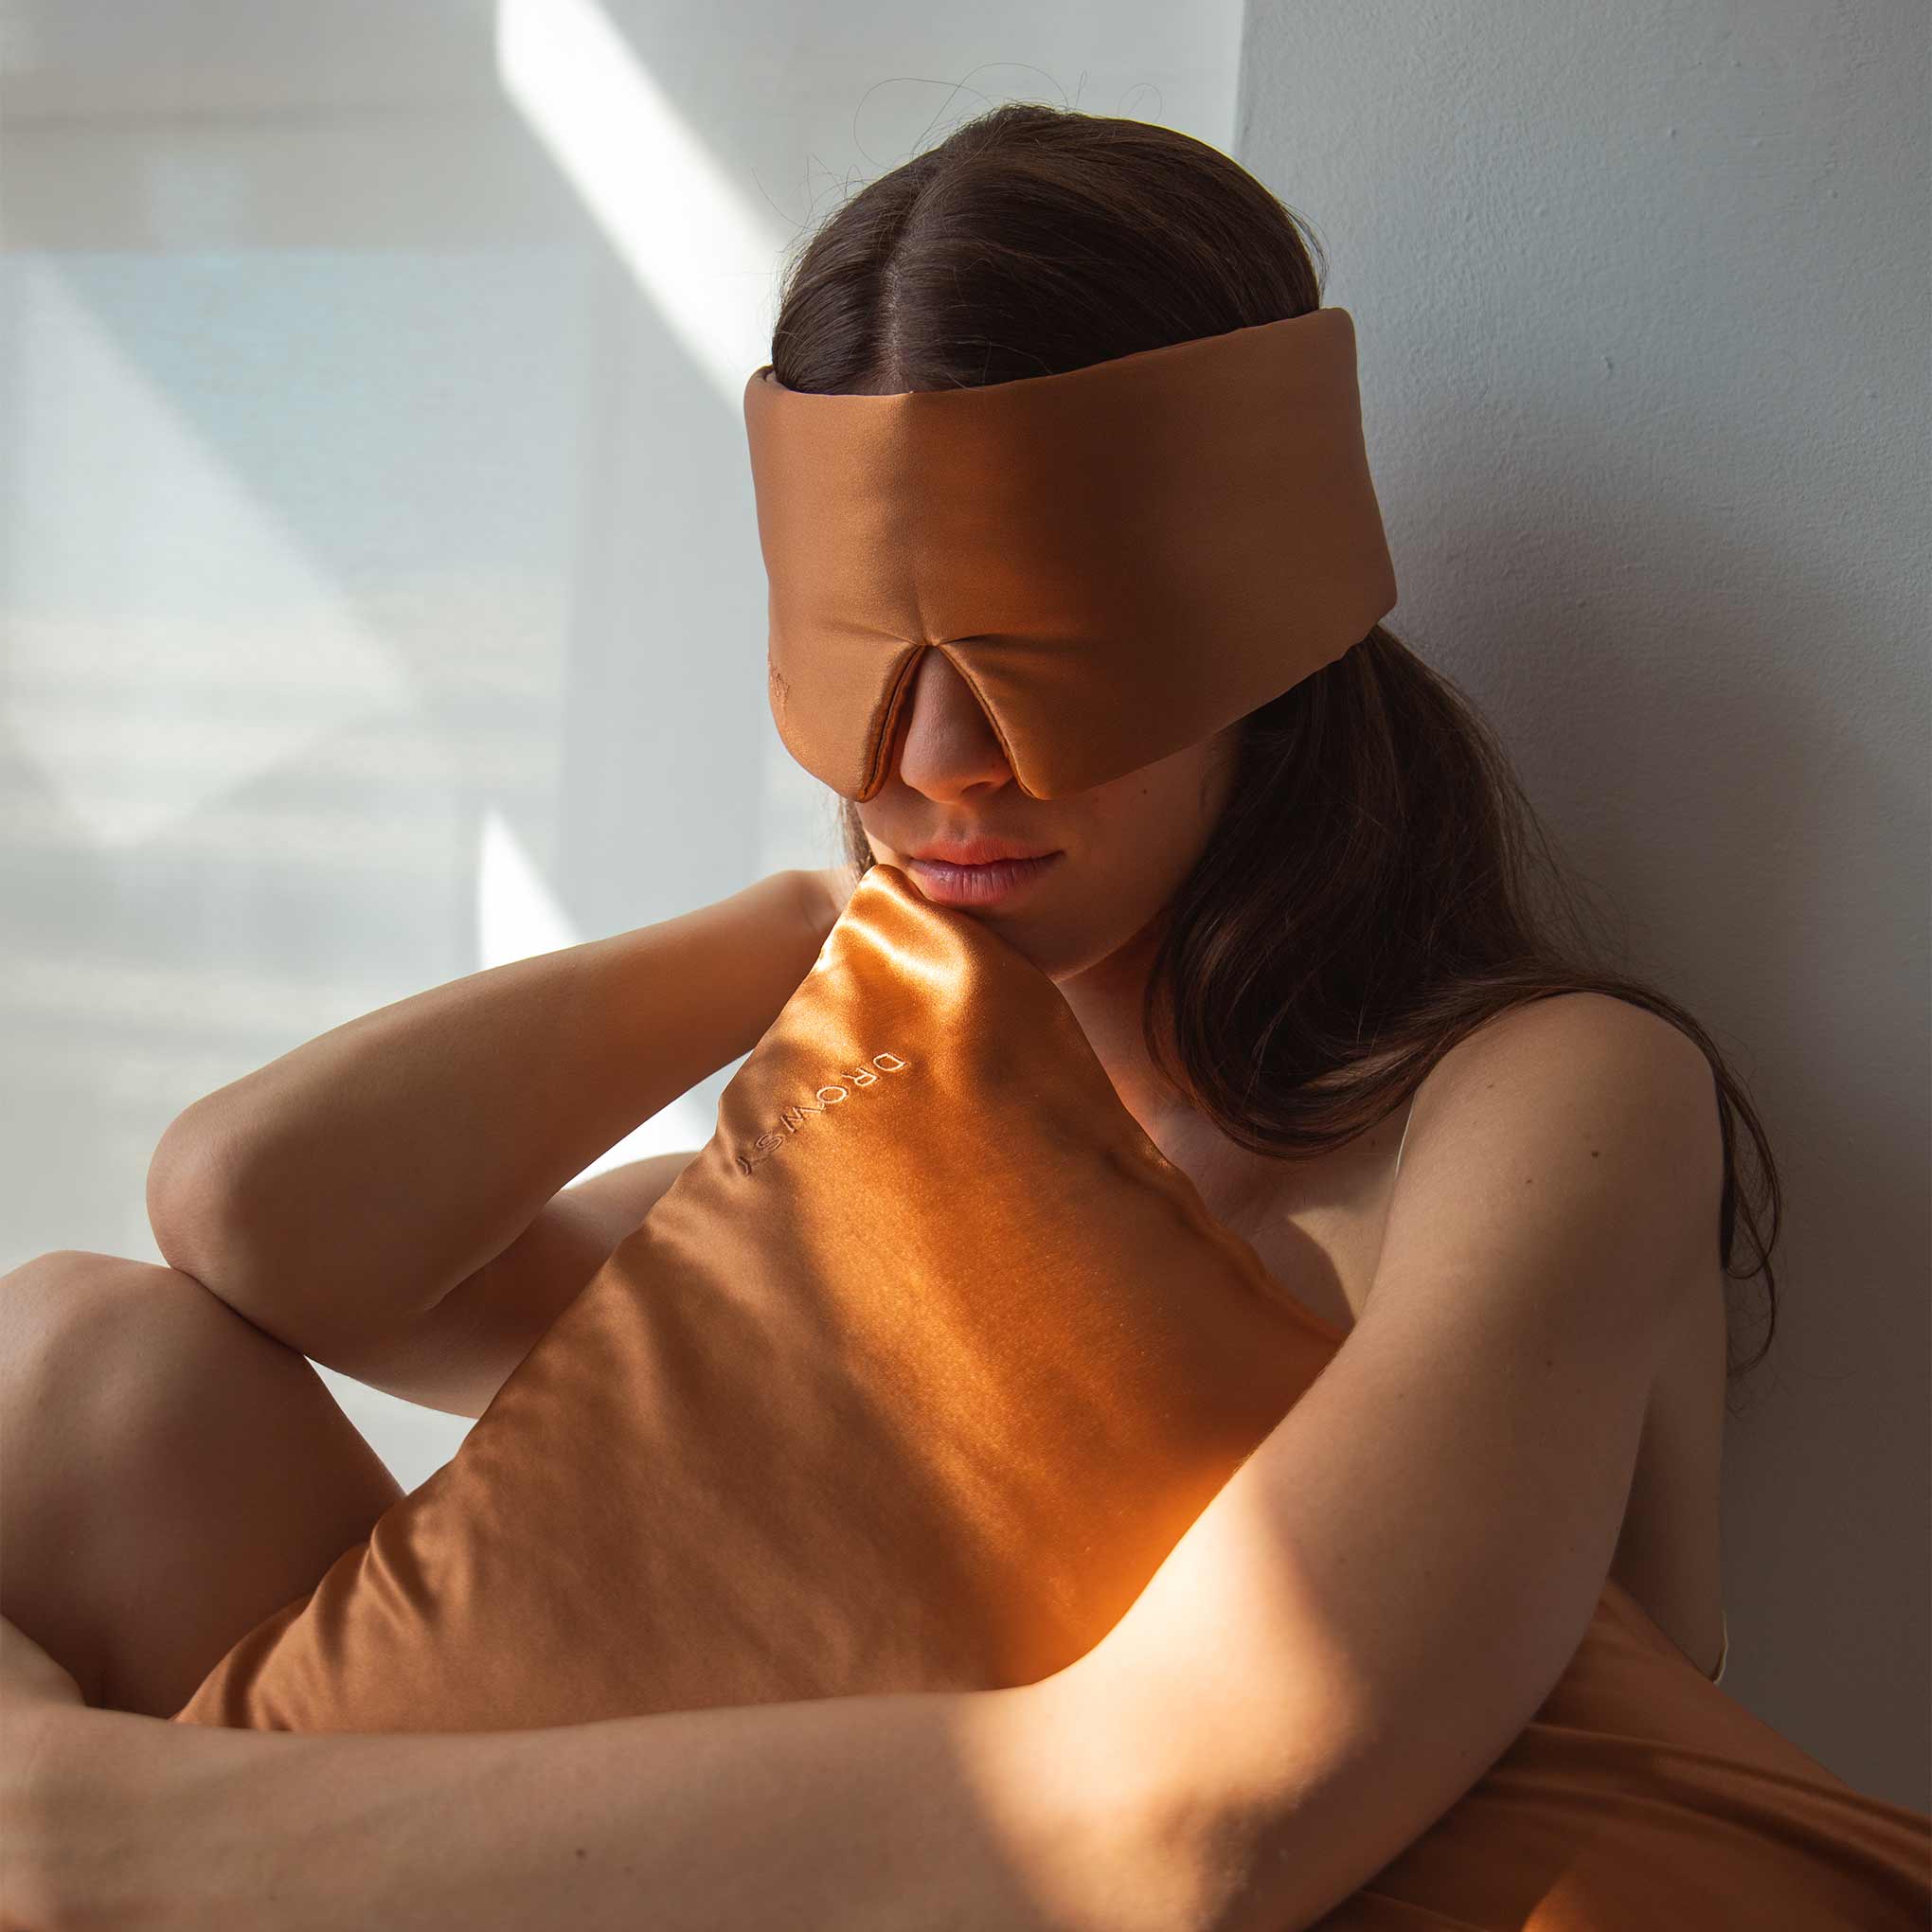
902;850;1063;908
905;836;1059;867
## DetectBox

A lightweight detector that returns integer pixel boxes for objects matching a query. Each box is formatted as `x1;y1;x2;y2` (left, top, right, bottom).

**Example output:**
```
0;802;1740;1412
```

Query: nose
884;646;1016;801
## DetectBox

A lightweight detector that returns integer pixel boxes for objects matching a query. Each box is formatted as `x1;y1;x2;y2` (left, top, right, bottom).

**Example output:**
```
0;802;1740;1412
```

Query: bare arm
145;869;826;1352
21;1658;1224;1932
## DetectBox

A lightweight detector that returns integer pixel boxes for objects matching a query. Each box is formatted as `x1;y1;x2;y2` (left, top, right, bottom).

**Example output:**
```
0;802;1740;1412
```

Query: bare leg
0;1250;403;1717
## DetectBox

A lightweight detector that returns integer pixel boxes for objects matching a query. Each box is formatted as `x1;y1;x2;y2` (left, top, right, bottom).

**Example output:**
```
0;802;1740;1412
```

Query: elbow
146;1115;213;1275
147;1106;268;1301
146;1109;235;1283
1013;1670;1295;1932
1036;1664;1351;1932
1128;1782;1308;1932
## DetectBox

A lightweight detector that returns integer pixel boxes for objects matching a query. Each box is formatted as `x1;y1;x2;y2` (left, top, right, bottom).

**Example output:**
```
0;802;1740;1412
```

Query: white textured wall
1236;0;1928;1806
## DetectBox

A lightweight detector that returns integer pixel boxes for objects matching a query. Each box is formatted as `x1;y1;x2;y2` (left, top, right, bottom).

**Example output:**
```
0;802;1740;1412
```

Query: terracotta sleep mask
170;863;1343;1733
744;307;1399;802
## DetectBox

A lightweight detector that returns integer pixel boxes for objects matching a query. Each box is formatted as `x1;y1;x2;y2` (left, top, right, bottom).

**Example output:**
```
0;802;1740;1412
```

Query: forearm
143;869;820;1334
34;1669;1217;1932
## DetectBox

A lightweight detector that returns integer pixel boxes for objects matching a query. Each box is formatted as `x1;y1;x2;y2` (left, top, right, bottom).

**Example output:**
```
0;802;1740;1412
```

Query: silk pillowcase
170;863;1343;1732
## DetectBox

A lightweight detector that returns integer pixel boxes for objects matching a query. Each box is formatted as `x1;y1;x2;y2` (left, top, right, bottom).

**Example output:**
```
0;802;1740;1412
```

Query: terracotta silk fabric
171;862;1343;1728
170;866;1932;1927
1329;1579;1930;1928
742;307;1400;802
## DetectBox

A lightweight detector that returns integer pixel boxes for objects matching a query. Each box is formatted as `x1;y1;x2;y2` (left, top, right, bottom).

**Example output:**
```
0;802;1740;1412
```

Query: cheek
1069;790;1213;918
1099;761;1225;847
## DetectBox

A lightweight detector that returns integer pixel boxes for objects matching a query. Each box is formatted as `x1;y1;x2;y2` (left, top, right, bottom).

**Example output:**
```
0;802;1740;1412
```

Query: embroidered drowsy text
735;1052;910;1174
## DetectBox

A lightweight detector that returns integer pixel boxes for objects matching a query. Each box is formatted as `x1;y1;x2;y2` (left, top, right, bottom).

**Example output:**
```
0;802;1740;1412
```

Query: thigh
0;1250;404;1717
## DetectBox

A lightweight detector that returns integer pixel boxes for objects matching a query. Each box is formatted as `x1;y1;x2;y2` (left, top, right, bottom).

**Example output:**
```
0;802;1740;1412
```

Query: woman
4;102;1926;1929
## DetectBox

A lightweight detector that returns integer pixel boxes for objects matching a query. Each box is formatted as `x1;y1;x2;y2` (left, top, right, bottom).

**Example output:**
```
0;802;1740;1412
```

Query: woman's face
851;647;1242;983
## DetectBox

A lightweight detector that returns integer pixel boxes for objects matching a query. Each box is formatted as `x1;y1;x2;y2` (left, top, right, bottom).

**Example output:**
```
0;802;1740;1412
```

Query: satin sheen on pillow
170;862;1343;1732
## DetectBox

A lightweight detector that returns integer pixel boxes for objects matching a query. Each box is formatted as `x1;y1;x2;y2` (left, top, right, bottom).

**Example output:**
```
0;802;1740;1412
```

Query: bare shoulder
1408;992;1715;1144
1385;991;1725;1311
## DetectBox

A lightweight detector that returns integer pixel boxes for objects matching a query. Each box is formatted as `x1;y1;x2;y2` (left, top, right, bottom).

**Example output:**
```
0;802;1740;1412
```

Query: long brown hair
765;102;1779;1404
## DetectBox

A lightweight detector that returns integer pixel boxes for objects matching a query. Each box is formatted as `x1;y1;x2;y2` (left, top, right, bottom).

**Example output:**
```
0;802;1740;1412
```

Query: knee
3;1250;162;1363
2;1248;208;1362
0;1250;297;1450
3;1246;187;1301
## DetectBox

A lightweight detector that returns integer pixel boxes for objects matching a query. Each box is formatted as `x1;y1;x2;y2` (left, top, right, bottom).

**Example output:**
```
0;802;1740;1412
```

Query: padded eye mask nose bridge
862;644;924;799
863;638;1023;800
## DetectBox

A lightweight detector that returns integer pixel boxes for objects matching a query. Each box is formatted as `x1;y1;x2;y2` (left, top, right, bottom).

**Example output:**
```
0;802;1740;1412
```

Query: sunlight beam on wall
494;0;783;401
